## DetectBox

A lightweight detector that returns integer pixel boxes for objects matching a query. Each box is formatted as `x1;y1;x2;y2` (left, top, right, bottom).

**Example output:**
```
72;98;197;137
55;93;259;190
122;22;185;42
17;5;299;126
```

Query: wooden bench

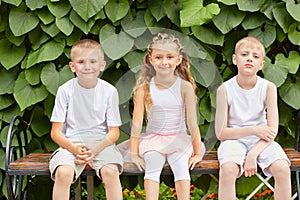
5;115;300;200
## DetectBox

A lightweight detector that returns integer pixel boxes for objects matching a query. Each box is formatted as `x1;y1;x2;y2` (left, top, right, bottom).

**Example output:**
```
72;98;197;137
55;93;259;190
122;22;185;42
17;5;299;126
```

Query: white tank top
224;76;268;128
146;77;187;134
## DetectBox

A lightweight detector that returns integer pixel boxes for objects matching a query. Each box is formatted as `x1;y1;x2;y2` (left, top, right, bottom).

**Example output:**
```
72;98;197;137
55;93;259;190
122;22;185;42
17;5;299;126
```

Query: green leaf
286;0;300;21
276;51;300;74
262;57;289;87
36;8;55;25
248;24;276;48
105;0;130;23
100;25;134;60
0;69;17;95
40;22;60;37
26;0;46;10
164;0;182;26
56;16;74;36
115;71;136;105
9;3;39;36
217;0;236;5
199;94;213;122
190;58;216;87
0;95;14;110
121;11;147;38
124;51;145;73
47;0;71;18
288;22;300;46
212;6;245;34
148;0;166;21
273;3;294;33
25;65;42;85
260;0;277;20
236;0;264;12
41;63;74;95
0;39;26;70
28;27;50;50
26;40;66;69
191;26;224;46
2;0;21;6
14;73;49;111
6;28;25;46
31;106;51;137
70;0;108;22
69;10;95;34
180;0;220;27
279;78;300;110
144;9;167;34
179;35;207;59
241;13;266;30
0;104;23;123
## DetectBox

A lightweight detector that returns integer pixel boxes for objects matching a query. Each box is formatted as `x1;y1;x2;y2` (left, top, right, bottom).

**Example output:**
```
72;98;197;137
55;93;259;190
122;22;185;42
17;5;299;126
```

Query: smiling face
149;43;182;76
233;37;265;76
69;46;106;88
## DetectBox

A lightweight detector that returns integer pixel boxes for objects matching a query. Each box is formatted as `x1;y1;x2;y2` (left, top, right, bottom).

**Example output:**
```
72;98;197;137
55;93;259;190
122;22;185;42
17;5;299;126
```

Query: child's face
233;42;265;76
69;47;105;87
149;43;182;76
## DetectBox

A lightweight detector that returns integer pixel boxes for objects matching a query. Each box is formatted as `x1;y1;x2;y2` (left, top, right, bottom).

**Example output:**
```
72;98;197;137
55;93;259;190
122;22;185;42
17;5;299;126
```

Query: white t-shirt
51;78;121;141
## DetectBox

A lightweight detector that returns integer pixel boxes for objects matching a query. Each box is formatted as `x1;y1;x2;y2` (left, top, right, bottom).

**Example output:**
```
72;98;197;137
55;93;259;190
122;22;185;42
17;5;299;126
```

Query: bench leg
87;176;94;200
295;171;300;200
74;178;81;200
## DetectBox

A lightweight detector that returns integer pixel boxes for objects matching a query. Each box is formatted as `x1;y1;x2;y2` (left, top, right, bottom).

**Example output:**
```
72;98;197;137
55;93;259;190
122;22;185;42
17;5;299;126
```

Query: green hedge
0;0;300;198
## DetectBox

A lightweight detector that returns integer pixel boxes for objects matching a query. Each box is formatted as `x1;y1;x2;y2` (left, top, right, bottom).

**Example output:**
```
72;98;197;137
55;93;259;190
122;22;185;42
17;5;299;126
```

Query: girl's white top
146;77;187;134
224;75;268;128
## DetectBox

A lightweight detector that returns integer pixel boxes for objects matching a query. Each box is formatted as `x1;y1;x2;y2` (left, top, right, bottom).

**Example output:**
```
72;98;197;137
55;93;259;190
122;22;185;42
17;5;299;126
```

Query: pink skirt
117;132;193;162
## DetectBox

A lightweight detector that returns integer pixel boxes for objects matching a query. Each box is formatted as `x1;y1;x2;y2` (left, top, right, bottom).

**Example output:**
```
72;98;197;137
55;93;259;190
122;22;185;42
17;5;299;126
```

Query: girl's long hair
133;33;196;108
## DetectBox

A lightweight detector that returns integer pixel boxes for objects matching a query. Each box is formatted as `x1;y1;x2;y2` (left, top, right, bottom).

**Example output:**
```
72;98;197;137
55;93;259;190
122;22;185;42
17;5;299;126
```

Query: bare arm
51;122;89;156
130;87;146;170
182;81;203;169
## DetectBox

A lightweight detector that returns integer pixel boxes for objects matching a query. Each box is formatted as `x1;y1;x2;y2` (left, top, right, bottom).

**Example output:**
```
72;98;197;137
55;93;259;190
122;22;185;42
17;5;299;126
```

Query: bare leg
268;159;291;200
175;180;190;200
145;179;160;200
52;165;75;200
218;162;239;200
100;164;122;200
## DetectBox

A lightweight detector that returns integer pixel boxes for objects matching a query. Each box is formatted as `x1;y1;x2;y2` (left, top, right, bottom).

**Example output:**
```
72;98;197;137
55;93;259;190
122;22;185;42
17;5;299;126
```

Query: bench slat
8;149;300;176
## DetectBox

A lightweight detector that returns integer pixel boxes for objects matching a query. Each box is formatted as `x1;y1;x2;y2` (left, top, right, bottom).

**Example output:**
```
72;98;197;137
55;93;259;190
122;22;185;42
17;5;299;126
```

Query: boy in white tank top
215;36;291;199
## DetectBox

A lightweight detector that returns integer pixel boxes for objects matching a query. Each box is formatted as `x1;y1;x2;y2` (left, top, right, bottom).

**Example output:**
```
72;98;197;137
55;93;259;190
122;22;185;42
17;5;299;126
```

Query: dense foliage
0;0;300;198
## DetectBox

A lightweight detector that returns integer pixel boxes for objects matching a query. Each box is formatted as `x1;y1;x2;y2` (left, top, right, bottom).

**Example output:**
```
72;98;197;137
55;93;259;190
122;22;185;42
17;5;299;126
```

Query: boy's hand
130;153;145;171
244;152;257;177
189;154;202;170
72;145;94;165
255;125;276;142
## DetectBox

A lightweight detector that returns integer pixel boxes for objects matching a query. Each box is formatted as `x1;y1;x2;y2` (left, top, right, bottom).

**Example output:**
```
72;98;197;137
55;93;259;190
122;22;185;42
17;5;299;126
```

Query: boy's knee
100;165;120;183
270;160;290;178
220;162;239;178
55;165;75;183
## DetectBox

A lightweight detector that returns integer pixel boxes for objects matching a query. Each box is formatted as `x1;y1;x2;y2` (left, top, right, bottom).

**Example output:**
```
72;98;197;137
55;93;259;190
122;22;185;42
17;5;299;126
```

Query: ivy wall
0;0;300;198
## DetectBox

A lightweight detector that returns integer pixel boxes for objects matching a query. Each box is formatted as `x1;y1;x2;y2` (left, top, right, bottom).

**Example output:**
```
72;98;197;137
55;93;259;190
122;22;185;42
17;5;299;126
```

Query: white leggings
143;151;190;183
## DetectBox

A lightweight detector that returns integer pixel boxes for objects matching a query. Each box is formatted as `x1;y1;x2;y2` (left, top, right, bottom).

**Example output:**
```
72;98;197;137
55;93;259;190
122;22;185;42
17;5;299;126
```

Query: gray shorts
218;136;290;177
49;144;124;182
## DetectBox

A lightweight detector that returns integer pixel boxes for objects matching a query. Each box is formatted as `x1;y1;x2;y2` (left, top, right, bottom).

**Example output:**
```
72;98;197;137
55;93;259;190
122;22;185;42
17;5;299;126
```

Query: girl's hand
189;154;202;170
130;153;145;171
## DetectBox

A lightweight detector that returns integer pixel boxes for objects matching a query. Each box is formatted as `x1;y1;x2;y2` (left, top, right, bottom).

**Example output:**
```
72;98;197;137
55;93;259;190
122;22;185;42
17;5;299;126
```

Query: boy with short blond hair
49;39;123;200
215;36;291;199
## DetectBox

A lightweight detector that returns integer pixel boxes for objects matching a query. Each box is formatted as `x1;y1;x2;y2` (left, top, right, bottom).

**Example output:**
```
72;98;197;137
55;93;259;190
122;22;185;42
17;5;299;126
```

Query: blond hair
134;33;196;107
235;36;265;57
70;39;104;60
